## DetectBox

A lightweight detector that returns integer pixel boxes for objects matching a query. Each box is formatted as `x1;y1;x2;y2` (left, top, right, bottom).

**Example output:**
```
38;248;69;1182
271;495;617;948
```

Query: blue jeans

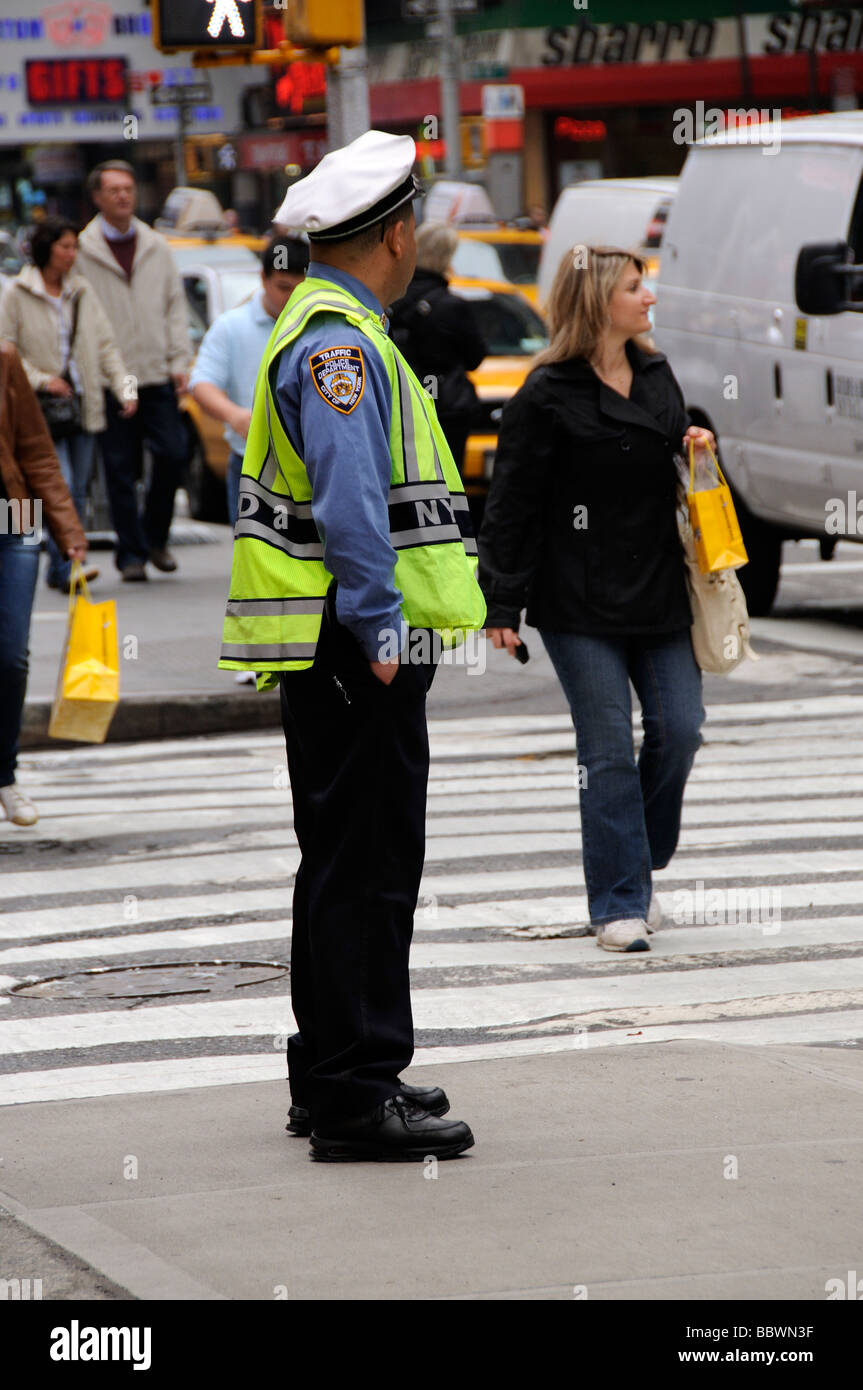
540;627;705;926
0;531;41;786
227;449;243;527
45;430;97;587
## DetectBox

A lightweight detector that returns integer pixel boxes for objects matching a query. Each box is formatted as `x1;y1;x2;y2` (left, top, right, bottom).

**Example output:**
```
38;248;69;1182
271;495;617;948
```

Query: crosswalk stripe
3;954;863;1051
0;1055;282;1106
20;744;863;782
14;693;863;770
3;914;863;968
0;892;284;942
2;958;863;1061
5;1003;863;1107
20;767;863;817
10;803;863;852
4;874;863;945
3;842;863;904
15;714;863;780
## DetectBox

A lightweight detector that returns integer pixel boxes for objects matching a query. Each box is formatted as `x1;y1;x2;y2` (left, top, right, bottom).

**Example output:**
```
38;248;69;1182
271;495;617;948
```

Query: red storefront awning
370;51;863;125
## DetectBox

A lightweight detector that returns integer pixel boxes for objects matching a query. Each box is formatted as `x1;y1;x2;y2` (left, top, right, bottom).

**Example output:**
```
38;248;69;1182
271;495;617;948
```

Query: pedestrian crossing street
2;691;863;1107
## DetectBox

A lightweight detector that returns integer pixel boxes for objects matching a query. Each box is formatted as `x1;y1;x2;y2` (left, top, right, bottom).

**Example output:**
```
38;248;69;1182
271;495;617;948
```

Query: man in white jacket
77;161;192;581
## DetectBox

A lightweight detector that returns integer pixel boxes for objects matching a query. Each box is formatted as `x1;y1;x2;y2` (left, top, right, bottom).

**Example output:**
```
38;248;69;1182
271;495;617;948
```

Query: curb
20;691;282;750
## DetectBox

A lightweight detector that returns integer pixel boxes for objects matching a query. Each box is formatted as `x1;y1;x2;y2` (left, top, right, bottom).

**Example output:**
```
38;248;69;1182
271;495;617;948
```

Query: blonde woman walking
479;246;714;953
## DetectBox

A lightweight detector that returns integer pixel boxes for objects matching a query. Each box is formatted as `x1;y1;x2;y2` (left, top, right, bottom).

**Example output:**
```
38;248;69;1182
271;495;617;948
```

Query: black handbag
36;294;83;441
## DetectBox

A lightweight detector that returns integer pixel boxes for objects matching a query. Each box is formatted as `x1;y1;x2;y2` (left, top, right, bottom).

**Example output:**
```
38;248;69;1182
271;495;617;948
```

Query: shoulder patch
308;345;365;415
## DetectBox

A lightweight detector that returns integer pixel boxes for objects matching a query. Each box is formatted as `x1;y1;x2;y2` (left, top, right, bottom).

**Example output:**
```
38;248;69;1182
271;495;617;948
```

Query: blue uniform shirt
190;289;276;457
275;261;406;660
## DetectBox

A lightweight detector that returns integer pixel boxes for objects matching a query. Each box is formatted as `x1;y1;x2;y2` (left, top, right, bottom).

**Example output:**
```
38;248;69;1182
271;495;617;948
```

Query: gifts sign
206;0;253;39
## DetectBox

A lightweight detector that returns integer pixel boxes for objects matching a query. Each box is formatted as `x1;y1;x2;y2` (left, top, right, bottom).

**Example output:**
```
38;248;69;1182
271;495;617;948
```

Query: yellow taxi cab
450;227;543;307
448;276;547;527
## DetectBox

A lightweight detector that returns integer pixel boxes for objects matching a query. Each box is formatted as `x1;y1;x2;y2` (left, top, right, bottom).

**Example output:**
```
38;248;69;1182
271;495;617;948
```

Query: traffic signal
152;0;263;53
152;0;364;56
280;0;364;48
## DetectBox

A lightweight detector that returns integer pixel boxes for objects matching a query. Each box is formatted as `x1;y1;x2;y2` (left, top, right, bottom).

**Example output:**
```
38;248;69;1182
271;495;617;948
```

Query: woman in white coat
0;217;137;592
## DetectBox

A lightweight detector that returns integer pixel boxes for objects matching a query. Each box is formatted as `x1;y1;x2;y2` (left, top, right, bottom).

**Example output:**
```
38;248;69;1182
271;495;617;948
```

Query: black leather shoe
310;1094;473;1162
286;1081;449;1137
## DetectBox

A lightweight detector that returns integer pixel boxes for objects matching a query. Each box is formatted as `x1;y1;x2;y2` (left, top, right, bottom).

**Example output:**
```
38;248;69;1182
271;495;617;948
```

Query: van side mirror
795;240;863;315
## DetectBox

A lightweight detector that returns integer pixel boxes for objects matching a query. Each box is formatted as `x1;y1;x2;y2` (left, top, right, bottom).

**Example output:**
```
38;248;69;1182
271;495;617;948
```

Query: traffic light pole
325;40;370;151
174;100;190;187
438;0;463;178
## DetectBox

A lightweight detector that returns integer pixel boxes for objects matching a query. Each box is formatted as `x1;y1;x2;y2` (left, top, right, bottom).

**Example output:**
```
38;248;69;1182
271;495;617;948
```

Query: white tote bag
677;492;758;675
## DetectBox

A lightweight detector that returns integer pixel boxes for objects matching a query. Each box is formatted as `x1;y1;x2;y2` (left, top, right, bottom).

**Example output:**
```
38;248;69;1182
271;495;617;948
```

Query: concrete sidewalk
21;521;279;749
2;1041;862;1301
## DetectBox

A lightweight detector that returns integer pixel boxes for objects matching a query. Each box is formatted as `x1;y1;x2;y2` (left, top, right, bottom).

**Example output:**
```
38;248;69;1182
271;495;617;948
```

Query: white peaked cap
272;129;423;241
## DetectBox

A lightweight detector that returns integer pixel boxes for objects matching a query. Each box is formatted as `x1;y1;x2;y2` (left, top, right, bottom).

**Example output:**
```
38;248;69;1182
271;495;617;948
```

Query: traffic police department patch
308;345;365;414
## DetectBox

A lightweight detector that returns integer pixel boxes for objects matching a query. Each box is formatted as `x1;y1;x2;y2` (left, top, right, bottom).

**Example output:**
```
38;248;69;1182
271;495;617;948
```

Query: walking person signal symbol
206;0;252;40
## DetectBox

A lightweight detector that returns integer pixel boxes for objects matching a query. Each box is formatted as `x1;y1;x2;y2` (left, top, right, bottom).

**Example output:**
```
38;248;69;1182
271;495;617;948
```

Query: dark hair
30;217;79;270
319;203;410;255
87;159;136;194
262;236;309;278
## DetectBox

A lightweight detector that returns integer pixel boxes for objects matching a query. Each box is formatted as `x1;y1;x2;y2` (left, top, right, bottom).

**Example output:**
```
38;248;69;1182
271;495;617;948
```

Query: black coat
478;339;692;635
388;269;486;422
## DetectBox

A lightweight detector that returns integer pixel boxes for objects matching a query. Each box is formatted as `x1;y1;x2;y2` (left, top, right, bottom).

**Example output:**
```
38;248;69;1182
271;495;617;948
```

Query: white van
538;176;678;309
654;112;863;614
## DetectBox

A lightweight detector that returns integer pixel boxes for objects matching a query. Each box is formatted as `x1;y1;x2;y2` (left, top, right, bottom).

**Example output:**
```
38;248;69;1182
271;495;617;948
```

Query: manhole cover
12;960;288;1001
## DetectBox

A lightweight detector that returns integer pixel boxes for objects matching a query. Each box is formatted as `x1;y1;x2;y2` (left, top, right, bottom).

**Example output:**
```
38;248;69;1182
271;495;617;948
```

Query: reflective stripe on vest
219;277;485;675
235;474;323;559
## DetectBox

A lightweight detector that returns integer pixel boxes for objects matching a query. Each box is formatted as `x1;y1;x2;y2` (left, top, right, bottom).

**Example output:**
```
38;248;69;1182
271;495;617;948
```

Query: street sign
481;84;524;121
151;79;215;107
401;0;477;17
153;0;262;52
467;61;509;80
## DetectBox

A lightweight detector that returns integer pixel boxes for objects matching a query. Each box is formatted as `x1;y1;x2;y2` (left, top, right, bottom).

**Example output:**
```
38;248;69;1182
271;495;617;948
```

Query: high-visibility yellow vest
219;275;486;690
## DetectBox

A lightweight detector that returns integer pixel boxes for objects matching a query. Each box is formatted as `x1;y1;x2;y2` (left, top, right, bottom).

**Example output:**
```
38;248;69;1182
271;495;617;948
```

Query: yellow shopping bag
48;562;119;743
687;438;748;574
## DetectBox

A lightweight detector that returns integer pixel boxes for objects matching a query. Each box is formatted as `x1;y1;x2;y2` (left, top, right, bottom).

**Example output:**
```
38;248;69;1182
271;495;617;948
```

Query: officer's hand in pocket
370;659;400;685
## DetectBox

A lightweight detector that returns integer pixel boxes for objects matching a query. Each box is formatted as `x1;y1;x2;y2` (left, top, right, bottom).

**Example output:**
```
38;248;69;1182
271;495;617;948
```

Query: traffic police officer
219;131;486;1161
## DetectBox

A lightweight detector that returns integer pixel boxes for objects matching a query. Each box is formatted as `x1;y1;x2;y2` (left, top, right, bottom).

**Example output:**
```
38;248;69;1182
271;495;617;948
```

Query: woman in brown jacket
0;341;88;825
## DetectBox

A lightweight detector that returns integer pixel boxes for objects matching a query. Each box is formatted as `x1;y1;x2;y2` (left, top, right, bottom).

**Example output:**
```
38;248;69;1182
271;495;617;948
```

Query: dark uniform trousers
279;591;437;1124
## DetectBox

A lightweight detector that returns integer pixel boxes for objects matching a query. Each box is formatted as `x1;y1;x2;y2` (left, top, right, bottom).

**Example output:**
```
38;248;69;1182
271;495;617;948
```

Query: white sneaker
0;783;38;826
596;918;650;953
646;892;662;934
